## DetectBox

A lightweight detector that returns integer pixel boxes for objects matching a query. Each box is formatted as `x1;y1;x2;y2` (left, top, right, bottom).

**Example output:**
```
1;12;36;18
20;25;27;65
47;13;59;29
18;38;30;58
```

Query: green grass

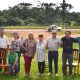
0;44;80;80
5;26;47;29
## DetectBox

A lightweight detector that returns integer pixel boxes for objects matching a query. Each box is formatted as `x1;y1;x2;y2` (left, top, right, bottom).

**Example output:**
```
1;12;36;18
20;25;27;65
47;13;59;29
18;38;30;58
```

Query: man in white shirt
0;27;9;71
46;30;61;76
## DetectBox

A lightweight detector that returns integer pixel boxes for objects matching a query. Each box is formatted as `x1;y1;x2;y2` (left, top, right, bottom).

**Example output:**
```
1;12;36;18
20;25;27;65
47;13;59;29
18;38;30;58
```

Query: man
46;30;61;76
0;27;9;71
6;47;19;75
61;31;76;76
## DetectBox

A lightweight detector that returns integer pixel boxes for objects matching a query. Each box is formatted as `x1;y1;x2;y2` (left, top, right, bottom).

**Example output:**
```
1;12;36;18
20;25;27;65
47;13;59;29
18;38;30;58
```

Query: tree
40;2;56;24
60;0;73;28
0;17;7;26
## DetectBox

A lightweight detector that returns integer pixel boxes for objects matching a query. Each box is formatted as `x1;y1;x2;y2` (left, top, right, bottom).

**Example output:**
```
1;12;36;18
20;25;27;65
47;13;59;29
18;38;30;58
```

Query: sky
0;0;80;12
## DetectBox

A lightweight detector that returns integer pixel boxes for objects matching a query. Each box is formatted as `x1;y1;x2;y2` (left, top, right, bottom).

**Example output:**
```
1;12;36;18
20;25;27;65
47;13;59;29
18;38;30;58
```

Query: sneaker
48;72;52;75
55;73;59;76
41;73;44;76
38;73;41;76
25;74;29;77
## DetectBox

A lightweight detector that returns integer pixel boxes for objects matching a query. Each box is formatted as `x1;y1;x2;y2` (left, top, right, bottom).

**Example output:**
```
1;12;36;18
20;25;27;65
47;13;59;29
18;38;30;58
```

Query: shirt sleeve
74;37;80;43
58;38;61;45
22;39;27;48
33;40;37;53
72;38;77;43
6;36;9;46
15;53;18;61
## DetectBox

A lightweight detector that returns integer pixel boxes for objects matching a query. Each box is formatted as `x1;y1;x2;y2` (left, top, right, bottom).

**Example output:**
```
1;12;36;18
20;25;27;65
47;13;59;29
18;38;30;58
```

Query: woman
22;32;36;76
36;34;46;75
10;32;21;72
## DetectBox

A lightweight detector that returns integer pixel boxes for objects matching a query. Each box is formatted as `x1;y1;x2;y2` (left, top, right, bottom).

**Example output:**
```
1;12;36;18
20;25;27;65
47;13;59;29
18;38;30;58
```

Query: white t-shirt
47;37;61;51
36;40;46;62
0;36;9;48
10;38;21;51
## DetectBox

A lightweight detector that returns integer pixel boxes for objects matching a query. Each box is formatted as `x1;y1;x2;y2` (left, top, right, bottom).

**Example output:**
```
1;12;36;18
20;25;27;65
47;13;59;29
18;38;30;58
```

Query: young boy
36;34;46;75
6;47;19;75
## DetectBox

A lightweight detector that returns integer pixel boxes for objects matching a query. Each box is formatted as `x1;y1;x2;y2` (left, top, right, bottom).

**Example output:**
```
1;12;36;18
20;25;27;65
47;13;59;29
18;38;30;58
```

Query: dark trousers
38;61;45;73
62;53;73;76
10;64;19;74
48;51;58;73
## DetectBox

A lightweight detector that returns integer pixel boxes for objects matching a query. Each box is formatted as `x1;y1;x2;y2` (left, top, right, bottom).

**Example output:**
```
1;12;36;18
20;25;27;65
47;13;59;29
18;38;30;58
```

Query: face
28;33;34;40
0;30;4;37
13;33;19;39
10;49;14;54
65;32;71;38
52;33;57;38
39;37;43;41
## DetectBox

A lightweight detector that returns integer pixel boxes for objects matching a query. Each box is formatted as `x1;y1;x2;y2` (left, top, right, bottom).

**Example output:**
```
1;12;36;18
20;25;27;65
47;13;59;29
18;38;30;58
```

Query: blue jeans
48;51;58;73
10;64;19;74
15;51;21;72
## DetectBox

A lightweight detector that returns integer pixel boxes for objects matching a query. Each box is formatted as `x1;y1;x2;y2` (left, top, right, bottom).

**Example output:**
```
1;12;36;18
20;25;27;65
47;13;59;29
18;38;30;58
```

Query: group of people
0;27;80;77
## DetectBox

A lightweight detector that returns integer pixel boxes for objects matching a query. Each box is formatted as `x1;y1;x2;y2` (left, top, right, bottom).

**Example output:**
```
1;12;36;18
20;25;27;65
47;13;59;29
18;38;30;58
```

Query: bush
24;17;35;25
0;17;7;26
7;17;23;26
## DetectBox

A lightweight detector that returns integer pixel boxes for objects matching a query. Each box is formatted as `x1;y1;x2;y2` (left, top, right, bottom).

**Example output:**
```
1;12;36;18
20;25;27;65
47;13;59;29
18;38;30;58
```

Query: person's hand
6;63;9;66
12;65;15;70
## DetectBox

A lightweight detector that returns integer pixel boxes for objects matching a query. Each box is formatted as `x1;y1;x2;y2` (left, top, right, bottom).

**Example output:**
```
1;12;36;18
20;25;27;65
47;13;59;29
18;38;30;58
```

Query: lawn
5;26;47;29
0;43;80;80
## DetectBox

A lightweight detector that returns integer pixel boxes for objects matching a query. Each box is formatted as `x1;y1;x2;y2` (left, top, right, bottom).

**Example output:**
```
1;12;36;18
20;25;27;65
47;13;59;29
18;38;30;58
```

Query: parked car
47;25;62;32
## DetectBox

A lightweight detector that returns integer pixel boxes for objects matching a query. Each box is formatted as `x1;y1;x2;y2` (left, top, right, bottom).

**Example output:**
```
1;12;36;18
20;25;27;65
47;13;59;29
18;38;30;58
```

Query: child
36;34;46;75
6;47;19;75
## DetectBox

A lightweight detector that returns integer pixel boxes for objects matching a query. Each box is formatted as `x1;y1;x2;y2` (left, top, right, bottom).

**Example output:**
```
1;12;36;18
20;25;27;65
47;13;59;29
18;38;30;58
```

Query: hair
65;31;71;34
38;34;43;37
28;32;34;40
13;32;19;38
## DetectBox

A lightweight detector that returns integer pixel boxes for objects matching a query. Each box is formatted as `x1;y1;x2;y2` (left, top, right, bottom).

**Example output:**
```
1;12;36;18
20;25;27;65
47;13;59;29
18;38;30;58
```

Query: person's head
13;32;19;39
38;34;43;41
28;32;34;40
52;30;57;38
65;31;71;38
0;27;4;37
9;47;14;54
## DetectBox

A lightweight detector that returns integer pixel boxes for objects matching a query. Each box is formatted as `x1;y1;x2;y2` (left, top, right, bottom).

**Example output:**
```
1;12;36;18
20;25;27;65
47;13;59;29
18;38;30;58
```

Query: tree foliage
0;1;80;27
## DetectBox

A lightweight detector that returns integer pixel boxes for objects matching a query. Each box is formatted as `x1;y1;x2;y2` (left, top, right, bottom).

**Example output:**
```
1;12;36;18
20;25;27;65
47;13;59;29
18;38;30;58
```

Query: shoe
25;74;29;77
55;73;59;76
48;72;52;75
41;73;44;76
38;73;41;76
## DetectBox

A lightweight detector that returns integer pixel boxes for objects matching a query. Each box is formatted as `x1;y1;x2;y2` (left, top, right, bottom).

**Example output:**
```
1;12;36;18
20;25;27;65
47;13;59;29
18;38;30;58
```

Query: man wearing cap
0;27;9;71
46;30;61;76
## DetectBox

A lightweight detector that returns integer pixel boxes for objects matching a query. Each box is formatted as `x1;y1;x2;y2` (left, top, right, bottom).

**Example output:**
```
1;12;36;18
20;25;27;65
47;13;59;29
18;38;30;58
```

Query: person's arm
73;37;78;43
46;39;49;49
6;53;9;65
21;39;28;52
32;41;37;59
12;53;18;69
74;37;80;43
60;38;63;48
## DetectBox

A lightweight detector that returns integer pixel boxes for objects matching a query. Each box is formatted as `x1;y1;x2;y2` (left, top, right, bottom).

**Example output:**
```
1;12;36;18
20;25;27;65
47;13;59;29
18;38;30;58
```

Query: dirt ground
5;29;80;40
